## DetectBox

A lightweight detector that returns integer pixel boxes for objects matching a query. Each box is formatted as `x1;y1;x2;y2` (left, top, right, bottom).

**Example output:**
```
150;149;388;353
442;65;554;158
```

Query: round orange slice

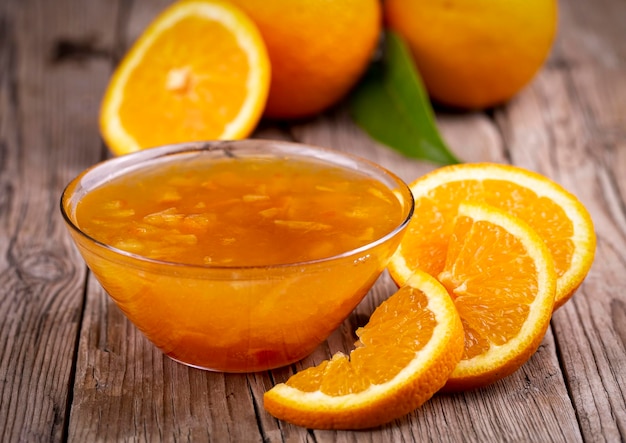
439;202;556;391
263;269;464;430
388;163;596;310
99;0;270;156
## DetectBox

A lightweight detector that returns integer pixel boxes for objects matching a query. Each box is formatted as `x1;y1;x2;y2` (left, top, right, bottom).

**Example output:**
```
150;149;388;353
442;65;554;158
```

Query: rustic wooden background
1;0;625;441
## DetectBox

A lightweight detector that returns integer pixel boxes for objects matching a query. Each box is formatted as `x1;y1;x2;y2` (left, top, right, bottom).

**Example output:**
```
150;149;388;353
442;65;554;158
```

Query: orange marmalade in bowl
61;140;414;372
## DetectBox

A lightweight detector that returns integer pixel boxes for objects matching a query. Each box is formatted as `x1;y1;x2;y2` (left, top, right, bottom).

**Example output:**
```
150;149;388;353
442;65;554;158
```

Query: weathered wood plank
0;0;117;441
540;0;626;440
489;0;626;440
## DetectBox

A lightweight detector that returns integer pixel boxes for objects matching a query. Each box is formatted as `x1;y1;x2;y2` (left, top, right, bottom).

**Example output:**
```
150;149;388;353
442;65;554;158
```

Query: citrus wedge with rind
439;202;556;391
263;269;464;430
100;0;270;155
388;163;595;309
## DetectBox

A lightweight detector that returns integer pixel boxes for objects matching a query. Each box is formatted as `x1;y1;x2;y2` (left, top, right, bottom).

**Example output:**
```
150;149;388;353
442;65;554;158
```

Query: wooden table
2;0;625;441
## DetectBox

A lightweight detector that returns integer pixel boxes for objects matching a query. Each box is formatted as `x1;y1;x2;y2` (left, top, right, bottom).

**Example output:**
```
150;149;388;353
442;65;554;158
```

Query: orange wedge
388;163;596;310
263;269;464;430
439;202;556;390
99;0;270;156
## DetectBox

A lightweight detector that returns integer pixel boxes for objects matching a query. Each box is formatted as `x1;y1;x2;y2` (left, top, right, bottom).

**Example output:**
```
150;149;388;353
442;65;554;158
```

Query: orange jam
66;149;411;372
75;156;404;265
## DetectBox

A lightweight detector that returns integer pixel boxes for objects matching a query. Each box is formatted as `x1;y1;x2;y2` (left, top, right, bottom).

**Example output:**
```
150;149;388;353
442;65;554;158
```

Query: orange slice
99;0;270;156
263;269;464;429
388;163;596;310
439;202;556;390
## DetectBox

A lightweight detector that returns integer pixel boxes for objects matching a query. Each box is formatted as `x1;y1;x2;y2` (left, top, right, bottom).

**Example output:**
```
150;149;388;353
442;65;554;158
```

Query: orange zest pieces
388;163;596;310
99;0;270;155
438;202;556;390
263;269;464;429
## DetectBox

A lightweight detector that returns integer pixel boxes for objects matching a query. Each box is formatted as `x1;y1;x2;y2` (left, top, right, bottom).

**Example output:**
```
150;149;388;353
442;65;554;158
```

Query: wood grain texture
1;0;624;441
0;0;114;441
549;0;626;440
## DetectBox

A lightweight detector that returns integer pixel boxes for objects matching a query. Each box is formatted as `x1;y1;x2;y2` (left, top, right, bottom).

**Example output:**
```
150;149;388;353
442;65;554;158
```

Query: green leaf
349;31;461;165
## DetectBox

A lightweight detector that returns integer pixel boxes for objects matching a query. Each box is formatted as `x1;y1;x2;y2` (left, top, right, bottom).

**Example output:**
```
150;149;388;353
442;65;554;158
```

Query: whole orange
228;0;381;119
384;0;558;110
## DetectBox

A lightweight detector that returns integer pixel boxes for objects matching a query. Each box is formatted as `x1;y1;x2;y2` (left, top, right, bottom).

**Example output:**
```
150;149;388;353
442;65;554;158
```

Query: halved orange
263;269;464;429
99;0;270;156
388;163;596;310
439;202;556;390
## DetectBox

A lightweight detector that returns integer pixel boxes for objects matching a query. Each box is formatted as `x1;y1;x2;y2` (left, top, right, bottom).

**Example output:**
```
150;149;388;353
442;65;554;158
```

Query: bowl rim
60;139;415;271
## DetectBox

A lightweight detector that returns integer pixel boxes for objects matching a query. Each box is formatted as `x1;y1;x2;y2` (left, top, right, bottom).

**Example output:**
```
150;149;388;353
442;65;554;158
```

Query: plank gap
551;317;586;440
60;266;91;443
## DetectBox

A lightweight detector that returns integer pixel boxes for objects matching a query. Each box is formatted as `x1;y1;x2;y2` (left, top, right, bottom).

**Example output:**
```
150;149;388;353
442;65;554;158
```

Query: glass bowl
60;140;414;372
